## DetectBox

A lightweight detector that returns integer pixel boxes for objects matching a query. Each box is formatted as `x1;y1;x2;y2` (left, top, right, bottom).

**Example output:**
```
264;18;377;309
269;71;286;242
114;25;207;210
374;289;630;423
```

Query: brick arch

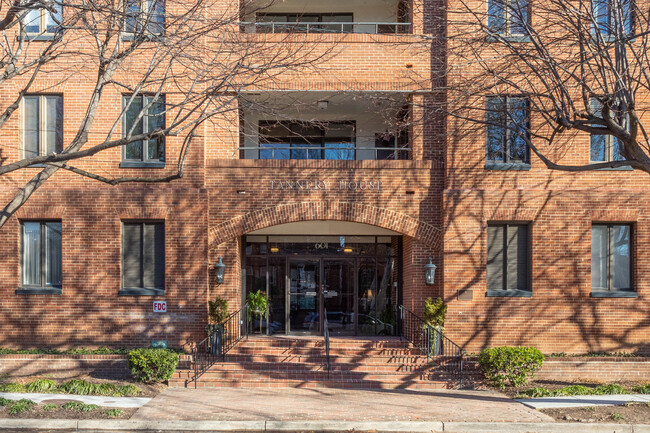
208;201;440;248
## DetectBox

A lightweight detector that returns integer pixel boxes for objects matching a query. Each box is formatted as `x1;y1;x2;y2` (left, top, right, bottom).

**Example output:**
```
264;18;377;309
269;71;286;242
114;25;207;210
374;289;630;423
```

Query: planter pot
427;326;444;356
207;324;224;355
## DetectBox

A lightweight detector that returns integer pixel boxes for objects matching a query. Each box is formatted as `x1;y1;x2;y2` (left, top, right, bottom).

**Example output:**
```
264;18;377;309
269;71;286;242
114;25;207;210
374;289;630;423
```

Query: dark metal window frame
123;0;166;37
486;222;532;297
18;220;62;294
120;220;165;296
591;223;635;297
258;120;356;160
121;94;166;166
22;94;64;158
485;95;531;166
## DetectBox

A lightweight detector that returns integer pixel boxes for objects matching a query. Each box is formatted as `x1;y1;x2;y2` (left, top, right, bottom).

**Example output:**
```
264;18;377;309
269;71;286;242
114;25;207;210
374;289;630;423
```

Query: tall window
23;95;63;158
593;0;633;36
486;96;530;164
487;0;530;35
122;222;165;292
590;98;625;162
21;221;62;289
24;5;62;35
591;224;632;293
487;223;530;295
125;0;165;35
258;121;355;160
122;95;165;163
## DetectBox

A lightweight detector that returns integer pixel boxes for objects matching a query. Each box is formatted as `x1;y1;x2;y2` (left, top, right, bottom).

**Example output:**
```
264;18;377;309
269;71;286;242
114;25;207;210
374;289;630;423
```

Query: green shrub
423;297;446;328
478;346;545;389
0;383;27;393
632;384;650;394
559;385;595;396
59;379;97;395
128;348;179;383
594;384;627;395
515;387;557;398
105;408;124;417
61;401;97;412
42;403;58;411
7;399;35;414
0;397;11;406
26;379;58;393
117;384;142;396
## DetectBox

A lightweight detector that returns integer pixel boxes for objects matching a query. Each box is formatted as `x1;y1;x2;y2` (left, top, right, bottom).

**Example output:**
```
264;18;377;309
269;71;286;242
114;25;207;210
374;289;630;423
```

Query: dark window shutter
507;225;528;291
487;225;505;290
143;223;165;289
123;223;142;288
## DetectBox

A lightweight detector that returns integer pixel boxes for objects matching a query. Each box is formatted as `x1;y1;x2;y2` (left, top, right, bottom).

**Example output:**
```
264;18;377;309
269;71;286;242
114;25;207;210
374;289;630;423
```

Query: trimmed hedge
128;348;179;383
478;346;544;389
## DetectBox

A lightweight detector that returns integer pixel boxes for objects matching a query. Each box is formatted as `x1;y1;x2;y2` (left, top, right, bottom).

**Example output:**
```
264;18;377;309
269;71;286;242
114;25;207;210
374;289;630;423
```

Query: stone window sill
485;162;531;171
119;161;165;169
485;34;532;43
16;287;62;295
17;34;58;41
590;290;637;298
486;289;532;298
119;288;165;296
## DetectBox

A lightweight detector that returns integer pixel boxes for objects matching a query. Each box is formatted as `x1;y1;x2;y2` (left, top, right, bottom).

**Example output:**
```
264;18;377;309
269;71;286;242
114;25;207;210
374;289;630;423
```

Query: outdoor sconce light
214;256;226;284
424;257;437;285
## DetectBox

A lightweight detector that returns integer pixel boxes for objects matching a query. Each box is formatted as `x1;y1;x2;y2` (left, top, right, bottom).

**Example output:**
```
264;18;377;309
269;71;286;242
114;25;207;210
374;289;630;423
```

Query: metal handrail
240;21;412;35
187;304;249;388
323;308;331;379
238;145;412;161
399;305;466;387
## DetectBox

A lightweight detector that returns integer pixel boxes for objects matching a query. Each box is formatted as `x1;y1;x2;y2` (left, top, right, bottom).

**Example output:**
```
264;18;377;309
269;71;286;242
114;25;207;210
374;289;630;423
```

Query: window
256;13;353;33
591;224;634;296
121;222;165;295
258;121;355;160
21;222;62;291
487;223;530;296
590;98;625;163
487;0;530;35
24;5;62;35
125;0;164;36
23;95;63;158
486;96;530;165
122;94;165;164
593;0;633;37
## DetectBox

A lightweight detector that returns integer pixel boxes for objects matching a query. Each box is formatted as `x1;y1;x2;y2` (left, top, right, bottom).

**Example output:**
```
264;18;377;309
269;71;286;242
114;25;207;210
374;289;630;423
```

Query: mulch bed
0;403;136;419
541;403;650;424
497;380;647;398
3;375;165;398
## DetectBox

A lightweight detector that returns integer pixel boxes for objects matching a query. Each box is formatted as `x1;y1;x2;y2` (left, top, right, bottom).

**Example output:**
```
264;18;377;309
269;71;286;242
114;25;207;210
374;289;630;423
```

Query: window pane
124;96;143;160
590;135;606;161
22;223;41;286
593;0;611;34
46;3;62;33
488;0;506;33
260;143;289;160
143;223;164;289
147;0;165;34
612;225;630;290
506;225;528;291
508;98;528;162
45;96;63;154
123;223;142;287
24;96;40;158
486;97;506;162
324;142;354;160
487;225;505;290
591;225;608;289
146;97;165;161
25;9;41;33
612;137;625;161
45;222;62;286
509;0;528;35
125;0;139;32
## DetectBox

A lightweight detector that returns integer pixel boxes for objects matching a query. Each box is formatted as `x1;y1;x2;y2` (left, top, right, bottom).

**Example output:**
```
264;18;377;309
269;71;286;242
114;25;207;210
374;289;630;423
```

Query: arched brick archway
208;201;440;248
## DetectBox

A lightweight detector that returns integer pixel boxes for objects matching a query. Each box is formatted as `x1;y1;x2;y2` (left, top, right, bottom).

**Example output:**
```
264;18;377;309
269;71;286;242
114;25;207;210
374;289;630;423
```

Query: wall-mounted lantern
424;257;437;285
214;256;226;284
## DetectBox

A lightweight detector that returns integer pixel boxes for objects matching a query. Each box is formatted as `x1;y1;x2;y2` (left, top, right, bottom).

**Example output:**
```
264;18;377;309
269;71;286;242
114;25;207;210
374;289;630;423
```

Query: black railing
399;305;466;387
187;305;249;388
323;308;331;379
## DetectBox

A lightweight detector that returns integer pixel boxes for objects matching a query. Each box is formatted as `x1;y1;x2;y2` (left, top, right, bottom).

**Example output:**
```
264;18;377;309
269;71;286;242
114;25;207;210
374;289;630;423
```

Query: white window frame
21;95;63;158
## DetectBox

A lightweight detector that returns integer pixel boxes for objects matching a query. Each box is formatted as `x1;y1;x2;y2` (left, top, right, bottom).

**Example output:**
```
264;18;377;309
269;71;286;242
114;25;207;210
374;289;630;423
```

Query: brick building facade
0;0;647;356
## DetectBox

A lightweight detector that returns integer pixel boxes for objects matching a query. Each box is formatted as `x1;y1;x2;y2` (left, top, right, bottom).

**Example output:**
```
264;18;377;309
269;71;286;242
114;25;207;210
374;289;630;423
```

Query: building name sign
270;180;382;192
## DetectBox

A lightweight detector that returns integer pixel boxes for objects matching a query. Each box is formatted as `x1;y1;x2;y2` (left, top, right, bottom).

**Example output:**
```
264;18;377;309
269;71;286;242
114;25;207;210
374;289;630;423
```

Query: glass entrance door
288;259;320;334
322;258;355;336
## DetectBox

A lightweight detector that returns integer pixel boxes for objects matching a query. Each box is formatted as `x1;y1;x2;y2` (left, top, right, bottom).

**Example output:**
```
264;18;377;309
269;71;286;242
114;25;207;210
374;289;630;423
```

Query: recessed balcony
239;92;412;161
240;0;411;34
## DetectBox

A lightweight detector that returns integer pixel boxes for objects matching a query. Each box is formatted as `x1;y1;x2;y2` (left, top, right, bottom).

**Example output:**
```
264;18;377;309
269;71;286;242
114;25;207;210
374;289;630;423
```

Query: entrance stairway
170;336;465;389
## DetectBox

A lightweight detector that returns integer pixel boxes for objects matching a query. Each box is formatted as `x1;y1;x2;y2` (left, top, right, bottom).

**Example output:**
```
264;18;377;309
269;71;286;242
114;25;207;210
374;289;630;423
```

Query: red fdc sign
153;301;167;313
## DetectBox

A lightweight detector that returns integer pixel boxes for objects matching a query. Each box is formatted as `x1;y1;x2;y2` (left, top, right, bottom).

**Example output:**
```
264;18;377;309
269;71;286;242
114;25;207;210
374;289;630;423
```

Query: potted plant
207;296;228;355
246;290;270;334
423;297;447;356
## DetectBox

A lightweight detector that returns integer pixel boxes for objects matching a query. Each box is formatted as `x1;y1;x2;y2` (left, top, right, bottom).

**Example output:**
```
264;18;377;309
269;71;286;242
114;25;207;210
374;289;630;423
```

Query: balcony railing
239;145;412;160
240;22;412;35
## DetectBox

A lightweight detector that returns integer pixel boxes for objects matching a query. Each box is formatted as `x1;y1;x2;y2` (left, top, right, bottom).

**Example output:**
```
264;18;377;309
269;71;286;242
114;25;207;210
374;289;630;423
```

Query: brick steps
173;336;464;389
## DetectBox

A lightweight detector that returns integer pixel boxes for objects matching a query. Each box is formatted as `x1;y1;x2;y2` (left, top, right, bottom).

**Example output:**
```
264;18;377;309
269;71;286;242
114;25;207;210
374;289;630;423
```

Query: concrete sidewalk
131;387;553;422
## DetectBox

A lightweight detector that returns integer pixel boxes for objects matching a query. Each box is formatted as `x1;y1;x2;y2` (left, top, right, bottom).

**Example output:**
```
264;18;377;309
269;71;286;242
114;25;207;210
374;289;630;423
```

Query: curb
0;419;648;432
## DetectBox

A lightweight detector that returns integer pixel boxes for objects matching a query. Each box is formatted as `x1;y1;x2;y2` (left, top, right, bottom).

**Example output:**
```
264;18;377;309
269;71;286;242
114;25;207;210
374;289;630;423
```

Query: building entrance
244;234;399;336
